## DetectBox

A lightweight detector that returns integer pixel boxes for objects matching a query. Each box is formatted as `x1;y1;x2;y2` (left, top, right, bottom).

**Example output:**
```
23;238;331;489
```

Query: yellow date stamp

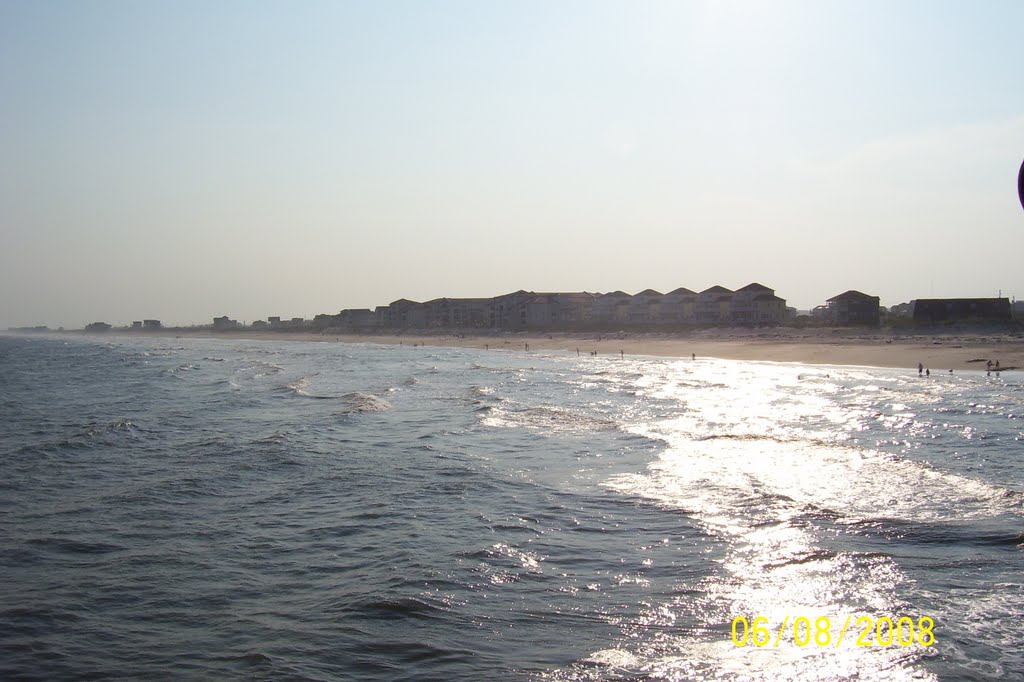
731;615;936;648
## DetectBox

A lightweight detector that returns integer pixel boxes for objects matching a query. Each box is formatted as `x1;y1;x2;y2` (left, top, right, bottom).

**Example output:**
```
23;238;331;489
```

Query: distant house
662;287;697;324
422;298;452;327
421;297;493;328
492;290;535;329
912;298;1011;324
593;291;632;324
629;289;663;324
731;283;784;324
523;292;596;328
888;302;914;318
131;321;143;329
749;292;787;324
85;322;112;332
212;316;240;331
552;292;597;326
331;282;788;331
524;295;556;328
826;290;880;326
377;299;426;328
338;308;376;328
312;313;340;329
143;319;161;330
696;286;732;323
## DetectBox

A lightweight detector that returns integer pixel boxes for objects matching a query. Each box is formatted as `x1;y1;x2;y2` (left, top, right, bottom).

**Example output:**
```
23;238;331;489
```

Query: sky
2;0;1023;328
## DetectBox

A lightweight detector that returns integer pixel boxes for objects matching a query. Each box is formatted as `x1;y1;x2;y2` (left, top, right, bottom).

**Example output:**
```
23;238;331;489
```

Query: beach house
629;289;663;325
730;283;787;324
826;290;881;325
696;286;733;323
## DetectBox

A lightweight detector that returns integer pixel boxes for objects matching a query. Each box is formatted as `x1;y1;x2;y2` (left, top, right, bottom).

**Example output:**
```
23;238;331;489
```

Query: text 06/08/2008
731;615;936;648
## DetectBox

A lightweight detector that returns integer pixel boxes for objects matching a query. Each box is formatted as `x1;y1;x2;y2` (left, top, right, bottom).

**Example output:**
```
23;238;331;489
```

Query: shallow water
1;334;1021;680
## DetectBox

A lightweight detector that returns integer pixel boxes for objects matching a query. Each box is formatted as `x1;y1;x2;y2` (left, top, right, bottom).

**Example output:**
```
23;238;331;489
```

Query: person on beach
918;363;923;375
620;350;624;358
692;353;695;360
926;368;930;376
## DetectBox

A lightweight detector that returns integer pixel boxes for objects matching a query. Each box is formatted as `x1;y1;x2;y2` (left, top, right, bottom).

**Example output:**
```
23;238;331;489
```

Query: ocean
1;334;1021;681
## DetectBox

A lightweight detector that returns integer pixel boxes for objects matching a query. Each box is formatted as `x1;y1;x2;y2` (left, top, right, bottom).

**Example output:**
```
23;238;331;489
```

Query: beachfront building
361;283;788;331
826;290;881;325
85;322;112;332
524;295;558;328
661;287;697;324
340;309;376;328
554;292;598;326
696;286;733;323
630;289;663;324
888;302;914;318
213;316;240;331
143;319;162;330
523;292;597;328
912;298;1011;324
421;297;493;328
593;291;632;325
376;299;427;329
731;283;773;324
314;308;379;330
731;283;788;325
492;290;534;329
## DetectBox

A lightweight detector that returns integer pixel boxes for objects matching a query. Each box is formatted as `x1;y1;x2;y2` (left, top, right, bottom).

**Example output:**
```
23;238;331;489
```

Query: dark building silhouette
912;298;1011;323
827;290;881;325
212;316;240;330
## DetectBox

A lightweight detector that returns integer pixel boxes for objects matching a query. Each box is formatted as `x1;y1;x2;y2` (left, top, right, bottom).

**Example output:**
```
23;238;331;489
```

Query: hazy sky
2;0;1023;328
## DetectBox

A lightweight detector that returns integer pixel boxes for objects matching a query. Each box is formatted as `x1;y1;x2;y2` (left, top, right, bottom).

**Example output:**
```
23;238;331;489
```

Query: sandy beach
100;327;1024;373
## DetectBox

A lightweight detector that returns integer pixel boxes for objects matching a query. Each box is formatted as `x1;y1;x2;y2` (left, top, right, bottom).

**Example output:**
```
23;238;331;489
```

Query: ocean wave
26;537;126;554
278;376;322;398
348;595;449;620
21;418;138;454
338;392;391;413
694;431;841;450
237;361;284;378
848;519;1024;547
468;385;493;397
164;363;200;374
481;405;618;432
607;436;1020;532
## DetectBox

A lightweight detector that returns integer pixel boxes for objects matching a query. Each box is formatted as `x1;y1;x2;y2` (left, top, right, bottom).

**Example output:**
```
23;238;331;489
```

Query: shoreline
21;328;1023;372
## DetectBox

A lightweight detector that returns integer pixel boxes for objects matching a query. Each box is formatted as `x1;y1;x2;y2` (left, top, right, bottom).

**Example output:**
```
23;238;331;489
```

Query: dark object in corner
1019;157;1024;211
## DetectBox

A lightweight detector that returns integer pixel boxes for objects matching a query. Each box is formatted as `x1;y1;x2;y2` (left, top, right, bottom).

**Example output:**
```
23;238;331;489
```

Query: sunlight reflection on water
583;360;1020;680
